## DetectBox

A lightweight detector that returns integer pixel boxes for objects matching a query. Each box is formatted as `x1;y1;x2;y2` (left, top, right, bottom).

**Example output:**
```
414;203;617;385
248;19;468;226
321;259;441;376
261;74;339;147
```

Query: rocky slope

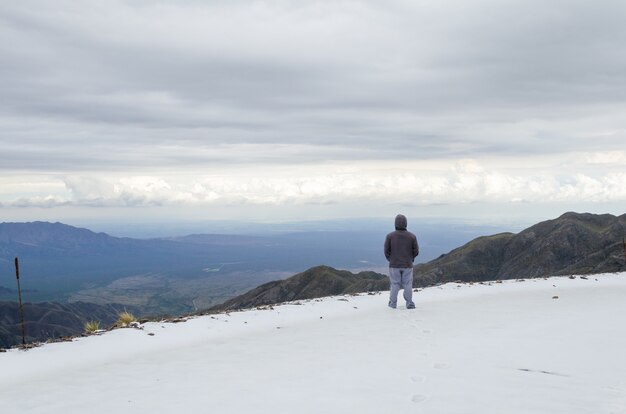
0;301;140;349
211;265;388;311
413;212;626;286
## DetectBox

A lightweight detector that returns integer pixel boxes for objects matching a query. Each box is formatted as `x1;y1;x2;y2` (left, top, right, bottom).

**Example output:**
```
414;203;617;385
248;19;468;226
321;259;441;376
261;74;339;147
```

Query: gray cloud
1;0;625;176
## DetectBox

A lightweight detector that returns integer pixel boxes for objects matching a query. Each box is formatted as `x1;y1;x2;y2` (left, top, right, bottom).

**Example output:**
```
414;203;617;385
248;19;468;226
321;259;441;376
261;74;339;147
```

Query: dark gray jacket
384;214;419;268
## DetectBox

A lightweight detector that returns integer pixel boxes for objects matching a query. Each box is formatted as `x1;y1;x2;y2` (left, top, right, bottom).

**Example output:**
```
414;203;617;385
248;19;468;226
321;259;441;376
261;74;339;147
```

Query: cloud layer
2;156;625;211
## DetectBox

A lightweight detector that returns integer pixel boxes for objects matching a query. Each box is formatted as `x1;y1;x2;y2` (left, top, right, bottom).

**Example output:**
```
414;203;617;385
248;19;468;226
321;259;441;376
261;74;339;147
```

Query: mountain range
0;221;392;312
209;212;626;311
1;211;625;347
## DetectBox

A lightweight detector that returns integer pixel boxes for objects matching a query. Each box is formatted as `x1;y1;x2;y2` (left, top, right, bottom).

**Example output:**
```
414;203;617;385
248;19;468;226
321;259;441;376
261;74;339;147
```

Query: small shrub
84;321;101;334
117;311;137;327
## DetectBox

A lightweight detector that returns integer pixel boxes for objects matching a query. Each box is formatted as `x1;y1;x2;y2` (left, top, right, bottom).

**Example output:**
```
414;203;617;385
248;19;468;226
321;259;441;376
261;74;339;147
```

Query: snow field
1;273;625;414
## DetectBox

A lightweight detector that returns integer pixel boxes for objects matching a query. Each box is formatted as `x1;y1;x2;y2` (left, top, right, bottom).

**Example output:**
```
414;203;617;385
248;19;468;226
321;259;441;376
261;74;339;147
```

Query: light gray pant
388;267;415;308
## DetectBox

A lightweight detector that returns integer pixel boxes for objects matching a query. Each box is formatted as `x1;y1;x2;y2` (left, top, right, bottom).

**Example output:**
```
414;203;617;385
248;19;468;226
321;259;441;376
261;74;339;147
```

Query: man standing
384;214;419;309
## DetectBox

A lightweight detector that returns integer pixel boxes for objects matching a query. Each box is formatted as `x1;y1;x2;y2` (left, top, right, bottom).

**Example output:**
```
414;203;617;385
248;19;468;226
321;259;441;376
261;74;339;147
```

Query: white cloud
2;158;625;211
10;196;70;209
585;151;626;165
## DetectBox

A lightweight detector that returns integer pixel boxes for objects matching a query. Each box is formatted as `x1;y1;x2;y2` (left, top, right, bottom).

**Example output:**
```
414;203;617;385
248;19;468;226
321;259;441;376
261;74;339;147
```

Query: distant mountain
0;223;336;314
0;222;390;311
0;221;124;251
413;212;626;286
0;223;234;316
211;265;388;311
0;301;141;349
0;222;211;298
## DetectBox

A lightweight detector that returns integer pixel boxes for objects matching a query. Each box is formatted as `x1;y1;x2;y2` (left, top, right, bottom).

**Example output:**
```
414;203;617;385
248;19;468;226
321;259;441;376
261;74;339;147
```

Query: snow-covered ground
2;273;626;414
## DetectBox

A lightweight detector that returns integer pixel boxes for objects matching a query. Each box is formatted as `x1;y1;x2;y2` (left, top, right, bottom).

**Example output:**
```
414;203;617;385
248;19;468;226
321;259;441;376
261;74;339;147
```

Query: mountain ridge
214;212;626;311
211;265;387;311
413;211;626;286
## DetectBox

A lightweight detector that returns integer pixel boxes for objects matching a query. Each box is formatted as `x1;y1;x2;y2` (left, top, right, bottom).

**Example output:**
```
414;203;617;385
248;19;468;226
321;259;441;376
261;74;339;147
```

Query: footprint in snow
603;385;624;394
433;362;449;369
422;329;432;334
410;375;425;383
411;394;427;403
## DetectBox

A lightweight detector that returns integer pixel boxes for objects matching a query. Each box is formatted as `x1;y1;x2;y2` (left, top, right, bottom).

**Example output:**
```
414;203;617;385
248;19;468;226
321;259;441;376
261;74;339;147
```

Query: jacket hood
394;214;407;230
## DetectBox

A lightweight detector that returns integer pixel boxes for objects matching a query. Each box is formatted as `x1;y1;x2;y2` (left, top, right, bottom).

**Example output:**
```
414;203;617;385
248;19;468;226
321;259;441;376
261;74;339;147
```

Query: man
384;214;419;309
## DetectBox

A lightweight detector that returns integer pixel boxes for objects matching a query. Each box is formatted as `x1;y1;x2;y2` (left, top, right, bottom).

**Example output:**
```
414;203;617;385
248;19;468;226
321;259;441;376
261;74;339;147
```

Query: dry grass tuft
84;321;101;334
116;311;137;327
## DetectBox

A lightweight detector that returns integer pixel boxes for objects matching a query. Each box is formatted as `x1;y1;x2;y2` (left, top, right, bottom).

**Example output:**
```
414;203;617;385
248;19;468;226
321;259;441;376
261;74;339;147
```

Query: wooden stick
15;257;26;346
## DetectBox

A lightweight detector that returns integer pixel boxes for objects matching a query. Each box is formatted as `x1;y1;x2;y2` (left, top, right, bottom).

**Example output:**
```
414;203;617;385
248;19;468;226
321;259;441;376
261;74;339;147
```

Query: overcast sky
1;0;625;227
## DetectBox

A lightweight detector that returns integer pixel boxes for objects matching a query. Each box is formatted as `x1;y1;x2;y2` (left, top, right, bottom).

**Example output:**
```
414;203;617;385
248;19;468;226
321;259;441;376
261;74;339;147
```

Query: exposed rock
210;265;388;311
413;212;626;287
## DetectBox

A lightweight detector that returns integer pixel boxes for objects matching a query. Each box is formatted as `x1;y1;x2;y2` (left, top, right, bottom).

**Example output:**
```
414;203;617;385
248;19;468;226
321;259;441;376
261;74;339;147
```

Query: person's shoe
388;303;397;309
407;303;416;309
